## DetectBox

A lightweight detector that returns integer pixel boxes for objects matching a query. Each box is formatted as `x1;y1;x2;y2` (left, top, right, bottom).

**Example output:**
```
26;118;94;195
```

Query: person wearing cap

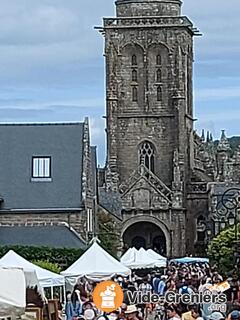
209;312;225;320
125;305;140;320
229;311;240;320
84;308;97;320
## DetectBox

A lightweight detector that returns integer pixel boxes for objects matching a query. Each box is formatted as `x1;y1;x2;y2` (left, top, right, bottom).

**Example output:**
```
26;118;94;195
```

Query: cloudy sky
0;0;239;164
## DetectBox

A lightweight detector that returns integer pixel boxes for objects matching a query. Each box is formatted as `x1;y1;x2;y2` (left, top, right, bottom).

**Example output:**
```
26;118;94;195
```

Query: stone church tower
98;0;200;257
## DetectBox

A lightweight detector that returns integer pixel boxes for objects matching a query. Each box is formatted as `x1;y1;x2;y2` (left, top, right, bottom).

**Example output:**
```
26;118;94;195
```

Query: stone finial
206;131;210;143
201;129;205;142
217;130;230;152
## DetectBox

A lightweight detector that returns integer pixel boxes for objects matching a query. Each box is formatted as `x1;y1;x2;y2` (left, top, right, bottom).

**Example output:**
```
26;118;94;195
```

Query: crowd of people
64;262;240;320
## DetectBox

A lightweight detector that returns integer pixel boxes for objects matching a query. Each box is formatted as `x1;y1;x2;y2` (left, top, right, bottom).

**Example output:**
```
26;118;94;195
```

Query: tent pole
63;285;66;303
51;286;54;299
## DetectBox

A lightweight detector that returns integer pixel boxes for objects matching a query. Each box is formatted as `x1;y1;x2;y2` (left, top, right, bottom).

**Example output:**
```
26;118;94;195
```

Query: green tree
0;246;84;269
98;212;120;257
32;260;62;274
207;223;240;275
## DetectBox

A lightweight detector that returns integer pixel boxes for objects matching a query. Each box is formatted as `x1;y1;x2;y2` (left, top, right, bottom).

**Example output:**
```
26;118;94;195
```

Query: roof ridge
0;121;84;126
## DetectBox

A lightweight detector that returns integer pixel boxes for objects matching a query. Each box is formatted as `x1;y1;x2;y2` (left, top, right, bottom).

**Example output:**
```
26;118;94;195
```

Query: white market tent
0;250;64;288
120;247;138;265
147;249;167;267
0;267;26;317
61;242;131;282
121;247;167;269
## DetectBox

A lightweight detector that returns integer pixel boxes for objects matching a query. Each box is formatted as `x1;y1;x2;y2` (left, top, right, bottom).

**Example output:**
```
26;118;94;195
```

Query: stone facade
98;0;240;256
0;212;87;240
97;0;200;257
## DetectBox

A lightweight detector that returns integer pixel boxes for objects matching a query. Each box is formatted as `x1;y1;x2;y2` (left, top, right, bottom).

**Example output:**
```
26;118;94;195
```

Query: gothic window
132;86;138;102
132;69;137;82
156;54;161;66
156;69;162;82
157;86;162;101
132;54;137;66
139;141;155;173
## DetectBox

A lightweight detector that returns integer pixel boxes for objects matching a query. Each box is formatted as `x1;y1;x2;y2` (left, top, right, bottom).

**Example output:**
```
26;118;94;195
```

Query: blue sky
0;0;239;164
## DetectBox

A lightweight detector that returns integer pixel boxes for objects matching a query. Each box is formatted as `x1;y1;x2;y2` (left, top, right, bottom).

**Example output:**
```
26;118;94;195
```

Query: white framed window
32;156;51;178
87;209;93;233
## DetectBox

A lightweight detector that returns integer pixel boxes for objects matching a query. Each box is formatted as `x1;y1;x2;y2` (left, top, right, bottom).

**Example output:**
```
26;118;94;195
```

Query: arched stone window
132;86;138;102
157;86;162;101
132;69;138;82
156;69;162;82
156;54;162;66
132;54;137;66
139;141;155;173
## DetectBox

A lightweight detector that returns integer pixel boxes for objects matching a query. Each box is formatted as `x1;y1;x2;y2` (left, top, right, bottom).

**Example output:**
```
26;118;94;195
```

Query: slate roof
0;122;85;210
0;225;86;249
98;188;122;219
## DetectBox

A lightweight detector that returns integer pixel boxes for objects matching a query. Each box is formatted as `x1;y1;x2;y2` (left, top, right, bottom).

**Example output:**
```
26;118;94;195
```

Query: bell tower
98;0;200;256
101;0;199;189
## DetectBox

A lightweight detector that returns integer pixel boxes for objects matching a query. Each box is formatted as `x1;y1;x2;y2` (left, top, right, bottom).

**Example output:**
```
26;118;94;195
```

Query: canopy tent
121;247;167;269
61;242;131;282
0;250;64;288
120;247;138;265
170;257;209;264
147;249;167;266
0;267;26;317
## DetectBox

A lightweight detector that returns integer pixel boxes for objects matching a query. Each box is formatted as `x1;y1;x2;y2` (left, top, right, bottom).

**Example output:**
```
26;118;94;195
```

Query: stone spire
206;131;210;143
201;129;205;142
217;130;230;152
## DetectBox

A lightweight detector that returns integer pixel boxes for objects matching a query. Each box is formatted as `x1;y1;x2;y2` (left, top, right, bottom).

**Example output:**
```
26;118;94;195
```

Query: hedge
32;260;62;274
0;245;84;269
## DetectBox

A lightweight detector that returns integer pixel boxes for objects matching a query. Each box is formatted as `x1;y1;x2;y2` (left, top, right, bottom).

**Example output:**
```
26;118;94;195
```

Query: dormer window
32;156;52;181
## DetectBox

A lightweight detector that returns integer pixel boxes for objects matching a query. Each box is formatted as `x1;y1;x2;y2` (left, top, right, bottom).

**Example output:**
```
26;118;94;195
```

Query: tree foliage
207;223;240;275
0;245;84;269
32;260;61;274
98;212;120;258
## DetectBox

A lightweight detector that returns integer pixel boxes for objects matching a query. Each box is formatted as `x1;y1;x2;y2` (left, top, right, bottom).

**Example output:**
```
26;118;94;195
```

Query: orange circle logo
93;280;124;312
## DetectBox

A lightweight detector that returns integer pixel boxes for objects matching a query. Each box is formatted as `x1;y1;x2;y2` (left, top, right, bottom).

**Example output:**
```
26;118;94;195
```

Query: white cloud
196;86;240;101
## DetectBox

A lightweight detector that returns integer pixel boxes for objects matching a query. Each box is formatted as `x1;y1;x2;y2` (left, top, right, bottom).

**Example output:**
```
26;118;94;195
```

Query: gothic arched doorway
132;236;146;249
123;221;167;255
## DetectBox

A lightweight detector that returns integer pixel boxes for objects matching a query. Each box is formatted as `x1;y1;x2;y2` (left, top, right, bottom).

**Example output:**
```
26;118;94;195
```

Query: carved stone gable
120;165;172;210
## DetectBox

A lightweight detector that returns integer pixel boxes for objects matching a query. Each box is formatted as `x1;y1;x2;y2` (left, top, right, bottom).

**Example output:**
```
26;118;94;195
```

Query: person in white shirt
139;277;152;294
